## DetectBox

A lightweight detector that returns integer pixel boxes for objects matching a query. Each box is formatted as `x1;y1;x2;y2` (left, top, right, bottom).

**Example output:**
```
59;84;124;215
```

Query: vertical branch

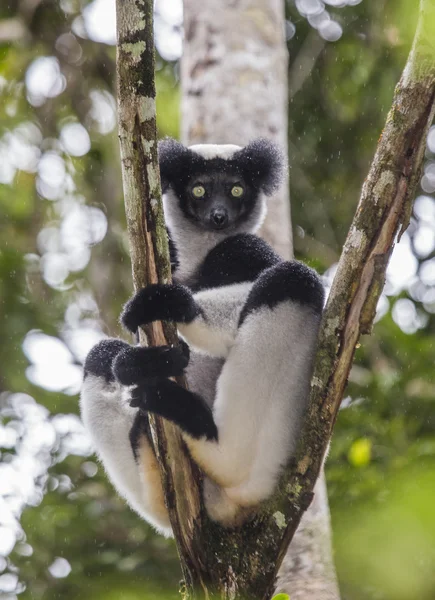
115;1;204;596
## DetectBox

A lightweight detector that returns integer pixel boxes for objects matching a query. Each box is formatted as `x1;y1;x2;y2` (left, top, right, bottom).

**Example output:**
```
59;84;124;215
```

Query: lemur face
180;169;258;232
158;138;285;233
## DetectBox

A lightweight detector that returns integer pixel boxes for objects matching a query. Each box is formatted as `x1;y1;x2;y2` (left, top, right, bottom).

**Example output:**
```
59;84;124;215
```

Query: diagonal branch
270;0;435;588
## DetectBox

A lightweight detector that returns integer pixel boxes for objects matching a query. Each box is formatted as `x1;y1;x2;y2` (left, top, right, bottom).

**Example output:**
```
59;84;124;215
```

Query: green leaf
272;594;290;600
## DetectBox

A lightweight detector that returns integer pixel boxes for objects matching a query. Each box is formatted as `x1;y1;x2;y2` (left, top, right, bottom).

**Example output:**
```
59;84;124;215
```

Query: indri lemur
80;138;324;536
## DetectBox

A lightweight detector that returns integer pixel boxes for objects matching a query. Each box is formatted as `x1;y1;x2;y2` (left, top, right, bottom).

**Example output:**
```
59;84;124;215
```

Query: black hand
121;283;201;333
84;338;130;383
113;340;190;386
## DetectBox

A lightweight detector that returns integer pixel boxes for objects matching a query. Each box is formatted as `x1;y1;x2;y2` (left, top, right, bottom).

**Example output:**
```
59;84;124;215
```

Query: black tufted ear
233;139;286;196
158;138;190;192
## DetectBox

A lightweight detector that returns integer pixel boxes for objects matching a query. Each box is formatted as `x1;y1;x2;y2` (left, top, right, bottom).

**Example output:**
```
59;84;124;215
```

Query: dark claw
120;283;200;333
113;343;190;386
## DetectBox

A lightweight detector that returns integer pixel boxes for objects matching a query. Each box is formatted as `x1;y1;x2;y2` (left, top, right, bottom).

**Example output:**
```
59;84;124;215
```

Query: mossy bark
115;0;435;599
116;1;205;595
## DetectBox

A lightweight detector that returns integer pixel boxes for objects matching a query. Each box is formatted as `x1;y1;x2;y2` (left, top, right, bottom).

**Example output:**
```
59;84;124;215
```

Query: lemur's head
158;138;285;234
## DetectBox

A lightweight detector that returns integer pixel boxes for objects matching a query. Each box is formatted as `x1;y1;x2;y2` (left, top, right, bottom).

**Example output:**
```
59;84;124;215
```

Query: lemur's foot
113;341;190;386
84;338;130;383
129;378;218;440
121;284;201;333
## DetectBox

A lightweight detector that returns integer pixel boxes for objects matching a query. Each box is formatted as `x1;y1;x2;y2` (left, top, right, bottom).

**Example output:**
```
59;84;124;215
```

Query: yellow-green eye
192;185;206;198
231;185;244;198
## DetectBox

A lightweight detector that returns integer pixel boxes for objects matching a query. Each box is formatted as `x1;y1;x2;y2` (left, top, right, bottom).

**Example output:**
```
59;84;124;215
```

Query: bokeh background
1;1;435;599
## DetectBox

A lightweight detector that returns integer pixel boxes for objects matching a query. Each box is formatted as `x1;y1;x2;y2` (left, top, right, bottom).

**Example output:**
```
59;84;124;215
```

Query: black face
182;171;256;231
158;138;285;232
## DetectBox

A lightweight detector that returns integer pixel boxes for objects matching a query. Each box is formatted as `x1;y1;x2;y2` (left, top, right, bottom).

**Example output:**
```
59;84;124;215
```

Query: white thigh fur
80;375;171;536
178;282;252;358
184;300;321;525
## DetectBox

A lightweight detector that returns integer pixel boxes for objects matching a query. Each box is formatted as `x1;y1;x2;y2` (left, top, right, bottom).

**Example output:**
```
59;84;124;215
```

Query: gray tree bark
181;1;340;597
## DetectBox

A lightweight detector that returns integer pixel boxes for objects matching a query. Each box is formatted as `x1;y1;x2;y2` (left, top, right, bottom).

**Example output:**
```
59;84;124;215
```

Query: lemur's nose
210;209;229;229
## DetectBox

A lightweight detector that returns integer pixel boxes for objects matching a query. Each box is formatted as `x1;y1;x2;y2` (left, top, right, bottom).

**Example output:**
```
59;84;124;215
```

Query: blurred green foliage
1;1;435;599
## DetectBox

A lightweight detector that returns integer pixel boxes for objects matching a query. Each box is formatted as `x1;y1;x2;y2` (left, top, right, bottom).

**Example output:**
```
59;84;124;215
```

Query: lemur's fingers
130;379;218;441
121;283;201;333
113;342;190;386
84;338;130;382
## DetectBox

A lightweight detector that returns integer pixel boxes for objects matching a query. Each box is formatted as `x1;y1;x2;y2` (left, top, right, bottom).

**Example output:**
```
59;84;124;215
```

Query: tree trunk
181;1;340;597
181;0;292;260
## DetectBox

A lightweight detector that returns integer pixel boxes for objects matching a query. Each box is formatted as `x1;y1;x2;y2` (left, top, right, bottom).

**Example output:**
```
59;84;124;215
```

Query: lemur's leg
121;282;252;358
80;338;187;536
187;261;324;523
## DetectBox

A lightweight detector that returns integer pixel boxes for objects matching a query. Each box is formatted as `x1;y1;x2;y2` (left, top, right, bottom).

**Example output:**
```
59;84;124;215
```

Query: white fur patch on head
188;144;242;160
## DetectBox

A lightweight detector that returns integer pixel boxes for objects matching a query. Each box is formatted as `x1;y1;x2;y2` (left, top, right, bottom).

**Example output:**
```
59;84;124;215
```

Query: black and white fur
80;139;324;536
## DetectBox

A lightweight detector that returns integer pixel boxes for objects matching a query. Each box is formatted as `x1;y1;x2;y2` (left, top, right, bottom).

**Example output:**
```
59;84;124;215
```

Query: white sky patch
0;425;18;449
374;294;389;323
60;123;91;157
427;125;435;153
38;152;66;189
0;122;42;183
3;131;40;173
420;258;435;286
23;332;82;393
157;0;183;25
385;233;418;295
318;19;343;41
0;573;19;593
296;0;324;16
392;298;428;335
89;89;116;134
23;332;73;366
413;223;435;258
66;246;91;273
308;9;330;29
36;203;107;288
0;527;16;557
26;364;82;394
25;57;66;106
48;557;72;579
63;327;106;363
0;148;15;183
52;415;93;457
155;0;183;60
414;194;435;222
40;252;70;287
61;205;108;248
83;0;116;45
324;0;351;6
